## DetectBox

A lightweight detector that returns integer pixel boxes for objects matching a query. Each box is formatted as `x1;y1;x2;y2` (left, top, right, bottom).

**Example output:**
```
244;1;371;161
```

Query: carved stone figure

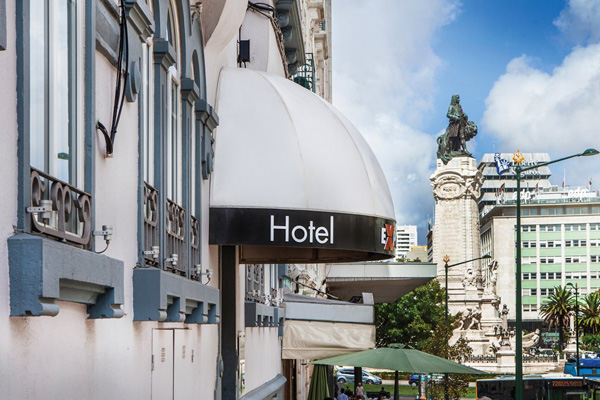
462;267;476;288
436;94;478;164
483;260;499;295
457;305;482;331
467;305;482;330
522;328;541;349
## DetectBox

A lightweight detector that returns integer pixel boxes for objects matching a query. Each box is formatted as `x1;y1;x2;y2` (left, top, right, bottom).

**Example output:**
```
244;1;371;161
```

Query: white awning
210;68;396;263
282;320;375;360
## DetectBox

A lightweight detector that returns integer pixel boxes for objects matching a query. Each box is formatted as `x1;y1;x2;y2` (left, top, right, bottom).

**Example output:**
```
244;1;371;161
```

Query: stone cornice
153;39;176;70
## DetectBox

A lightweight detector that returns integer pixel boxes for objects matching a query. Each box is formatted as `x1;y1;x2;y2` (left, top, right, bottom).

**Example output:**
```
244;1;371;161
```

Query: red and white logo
381;223;395;252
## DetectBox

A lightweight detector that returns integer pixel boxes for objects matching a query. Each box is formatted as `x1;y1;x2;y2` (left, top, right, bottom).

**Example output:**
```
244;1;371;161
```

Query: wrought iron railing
292;52;315;92
190;215;200;280
523;354;558;363
143;182;160;267
166;198;186;275
30;167;92;246
464;354;498;364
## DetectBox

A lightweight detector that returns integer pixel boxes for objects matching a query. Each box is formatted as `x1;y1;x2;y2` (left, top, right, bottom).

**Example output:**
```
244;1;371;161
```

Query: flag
499;183;505;195
494;153;510;175
535;182;539;192
590;177;593;190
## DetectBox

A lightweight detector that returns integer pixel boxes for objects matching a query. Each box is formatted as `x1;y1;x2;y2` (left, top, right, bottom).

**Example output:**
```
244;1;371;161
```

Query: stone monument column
431;156;483;311
430;94;502;357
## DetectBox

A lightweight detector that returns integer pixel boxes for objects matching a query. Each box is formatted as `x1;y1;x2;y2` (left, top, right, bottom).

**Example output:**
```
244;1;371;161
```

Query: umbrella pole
394;370;399;400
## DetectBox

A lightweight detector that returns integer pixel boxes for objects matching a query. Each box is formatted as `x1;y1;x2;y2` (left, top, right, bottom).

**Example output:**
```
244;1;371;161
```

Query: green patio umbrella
307;364;330;400
313;344;484;400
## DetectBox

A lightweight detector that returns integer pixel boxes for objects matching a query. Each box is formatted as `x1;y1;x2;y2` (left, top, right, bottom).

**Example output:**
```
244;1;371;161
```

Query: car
408;374;421;386
408;374;467;387
334;368;383;384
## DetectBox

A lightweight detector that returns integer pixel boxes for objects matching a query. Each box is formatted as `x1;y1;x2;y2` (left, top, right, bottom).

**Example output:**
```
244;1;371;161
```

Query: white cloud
332;0;460;232
484;7;600;189
554;0;600;44
483;43;600;154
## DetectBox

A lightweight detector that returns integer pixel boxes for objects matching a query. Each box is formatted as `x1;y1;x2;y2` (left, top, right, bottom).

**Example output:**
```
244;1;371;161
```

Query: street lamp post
566;282;580;376
513;148;598;400
442;253;492;400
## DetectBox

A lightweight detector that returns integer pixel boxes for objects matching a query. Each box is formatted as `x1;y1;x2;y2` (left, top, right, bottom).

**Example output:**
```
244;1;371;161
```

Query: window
592;255;600;263
25;0;90;245
591;240;600;247
591;223;600;231
540;272;547;280
541;288;555;296
140;0;217;278
540;224;561;232
522;225;537;232
523;272;538;280
565;224;586;231
30;0;84;187
540;258;555;264
246;264;265;302
523;304;538;312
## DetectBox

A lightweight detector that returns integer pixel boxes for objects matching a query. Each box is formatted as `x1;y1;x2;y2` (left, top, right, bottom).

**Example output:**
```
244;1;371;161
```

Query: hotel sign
209;207;396;260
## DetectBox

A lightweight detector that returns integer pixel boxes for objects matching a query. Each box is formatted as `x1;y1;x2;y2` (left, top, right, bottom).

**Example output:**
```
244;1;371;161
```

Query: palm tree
540;285;574;351
581;292;600;334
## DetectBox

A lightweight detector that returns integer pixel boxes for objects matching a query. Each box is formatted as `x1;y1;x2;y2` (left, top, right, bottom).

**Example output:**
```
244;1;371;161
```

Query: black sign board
210;207;396;263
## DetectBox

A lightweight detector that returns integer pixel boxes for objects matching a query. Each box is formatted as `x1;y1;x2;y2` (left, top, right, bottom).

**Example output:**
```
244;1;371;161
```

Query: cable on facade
97;0;129;157
246;1;289;78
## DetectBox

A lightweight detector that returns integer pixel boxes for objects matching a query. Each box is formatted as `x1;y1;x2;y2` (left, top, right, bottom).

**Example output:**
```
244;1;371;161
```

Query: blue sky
332;0;600;243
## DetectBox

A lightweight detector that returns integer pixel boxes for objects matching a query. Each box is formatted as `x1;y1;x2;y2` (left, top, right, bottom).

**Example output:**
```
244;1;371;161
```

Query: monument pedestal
496;350;516;373
431;157;490;356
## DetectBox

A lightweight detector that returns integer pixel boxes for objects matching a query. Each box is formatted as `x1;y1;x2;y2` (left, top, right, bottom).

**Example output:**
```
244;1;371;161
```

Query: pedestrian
337;388;349;400
355;382;365;400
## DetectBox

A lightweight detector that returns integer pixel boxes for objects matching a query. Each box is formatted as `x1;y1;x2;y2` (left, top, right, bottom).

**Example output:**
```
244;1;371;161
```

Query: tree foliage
375;280;447;348
539;285;574;351
581;292;600;335
375;280;471;399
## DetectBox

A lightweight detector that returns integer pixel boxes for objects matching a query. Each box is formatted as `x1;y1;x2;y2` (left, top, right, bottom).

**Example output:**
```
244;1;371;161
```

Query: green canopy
307;364;330;400
312;344;484;375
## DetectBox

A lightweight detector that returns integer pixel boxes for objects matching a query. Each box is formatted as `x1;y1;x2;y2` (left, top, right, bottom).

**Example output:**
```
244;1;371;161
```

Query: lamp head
582;148;599;157
482;254;492;260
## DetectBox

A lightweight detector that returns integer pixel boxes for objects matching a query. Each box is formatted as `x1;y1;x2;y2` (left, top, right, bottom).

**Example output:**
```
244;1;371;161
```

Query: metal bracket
143;245;160;259
165;253;178;266
26;199;53;223
93;225;113;242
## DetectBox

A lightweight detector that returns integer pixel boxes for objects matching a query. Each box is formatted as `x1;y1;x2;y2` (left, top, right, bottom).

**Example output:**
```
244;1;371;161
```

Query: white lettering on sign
270;215;334;244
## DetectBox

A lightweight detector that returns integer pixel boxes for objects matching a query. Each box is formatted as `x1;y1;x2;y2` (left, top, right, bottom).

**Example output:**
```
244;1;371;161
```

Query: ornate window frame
10;0;124;318
133;0;219;324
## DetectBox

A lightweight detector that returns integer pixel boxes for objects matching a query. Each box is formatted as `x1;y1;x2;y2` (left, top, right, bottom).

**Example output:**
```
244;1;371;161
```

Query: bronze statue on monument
436;94;478;164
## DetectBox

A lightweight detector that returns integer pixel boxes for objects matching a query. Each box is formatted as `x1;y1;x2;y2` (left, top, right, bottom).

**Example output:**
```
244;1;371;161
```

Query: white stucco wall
0;2;220;397
244;327;282;394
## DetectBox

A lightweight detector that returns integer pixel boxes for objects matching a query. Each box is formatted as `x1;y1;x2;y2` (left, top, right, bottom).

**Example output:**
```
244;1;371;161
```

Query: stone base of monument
495;350;516;373
450;329;491;355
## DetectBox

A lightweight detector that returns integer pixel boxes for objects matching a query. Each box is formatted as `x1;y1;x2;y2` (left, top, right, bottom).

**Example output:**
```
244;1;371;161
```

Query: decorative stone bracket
8;233;124;318
133;267;220;324
245;301;284;328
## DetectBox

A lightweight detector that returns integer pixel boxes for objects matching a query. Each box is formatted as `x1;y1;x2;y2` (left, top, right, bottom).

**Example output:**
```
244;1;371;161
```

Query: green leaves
375;280;449;348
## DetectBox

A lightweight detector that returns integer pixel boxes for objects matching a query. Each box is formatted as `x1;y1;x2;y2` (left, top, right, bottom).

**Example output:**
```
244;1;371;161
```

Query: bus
565;358;600;377
476;375;586;399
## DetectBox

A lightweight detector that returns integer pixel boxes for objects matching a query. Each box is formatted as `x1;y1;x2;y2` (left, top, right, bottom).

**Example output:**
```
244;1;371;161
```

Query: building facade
0;1;397;399
395;225;417;260
478;153;553;217
481;186;600;324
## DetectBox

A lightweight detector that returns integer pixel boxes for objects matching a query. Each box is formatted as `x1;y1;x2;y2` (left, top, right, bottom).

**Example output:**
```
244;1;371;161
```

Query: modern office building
478;153;553;217
480;186;600;325
396;225;418;259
